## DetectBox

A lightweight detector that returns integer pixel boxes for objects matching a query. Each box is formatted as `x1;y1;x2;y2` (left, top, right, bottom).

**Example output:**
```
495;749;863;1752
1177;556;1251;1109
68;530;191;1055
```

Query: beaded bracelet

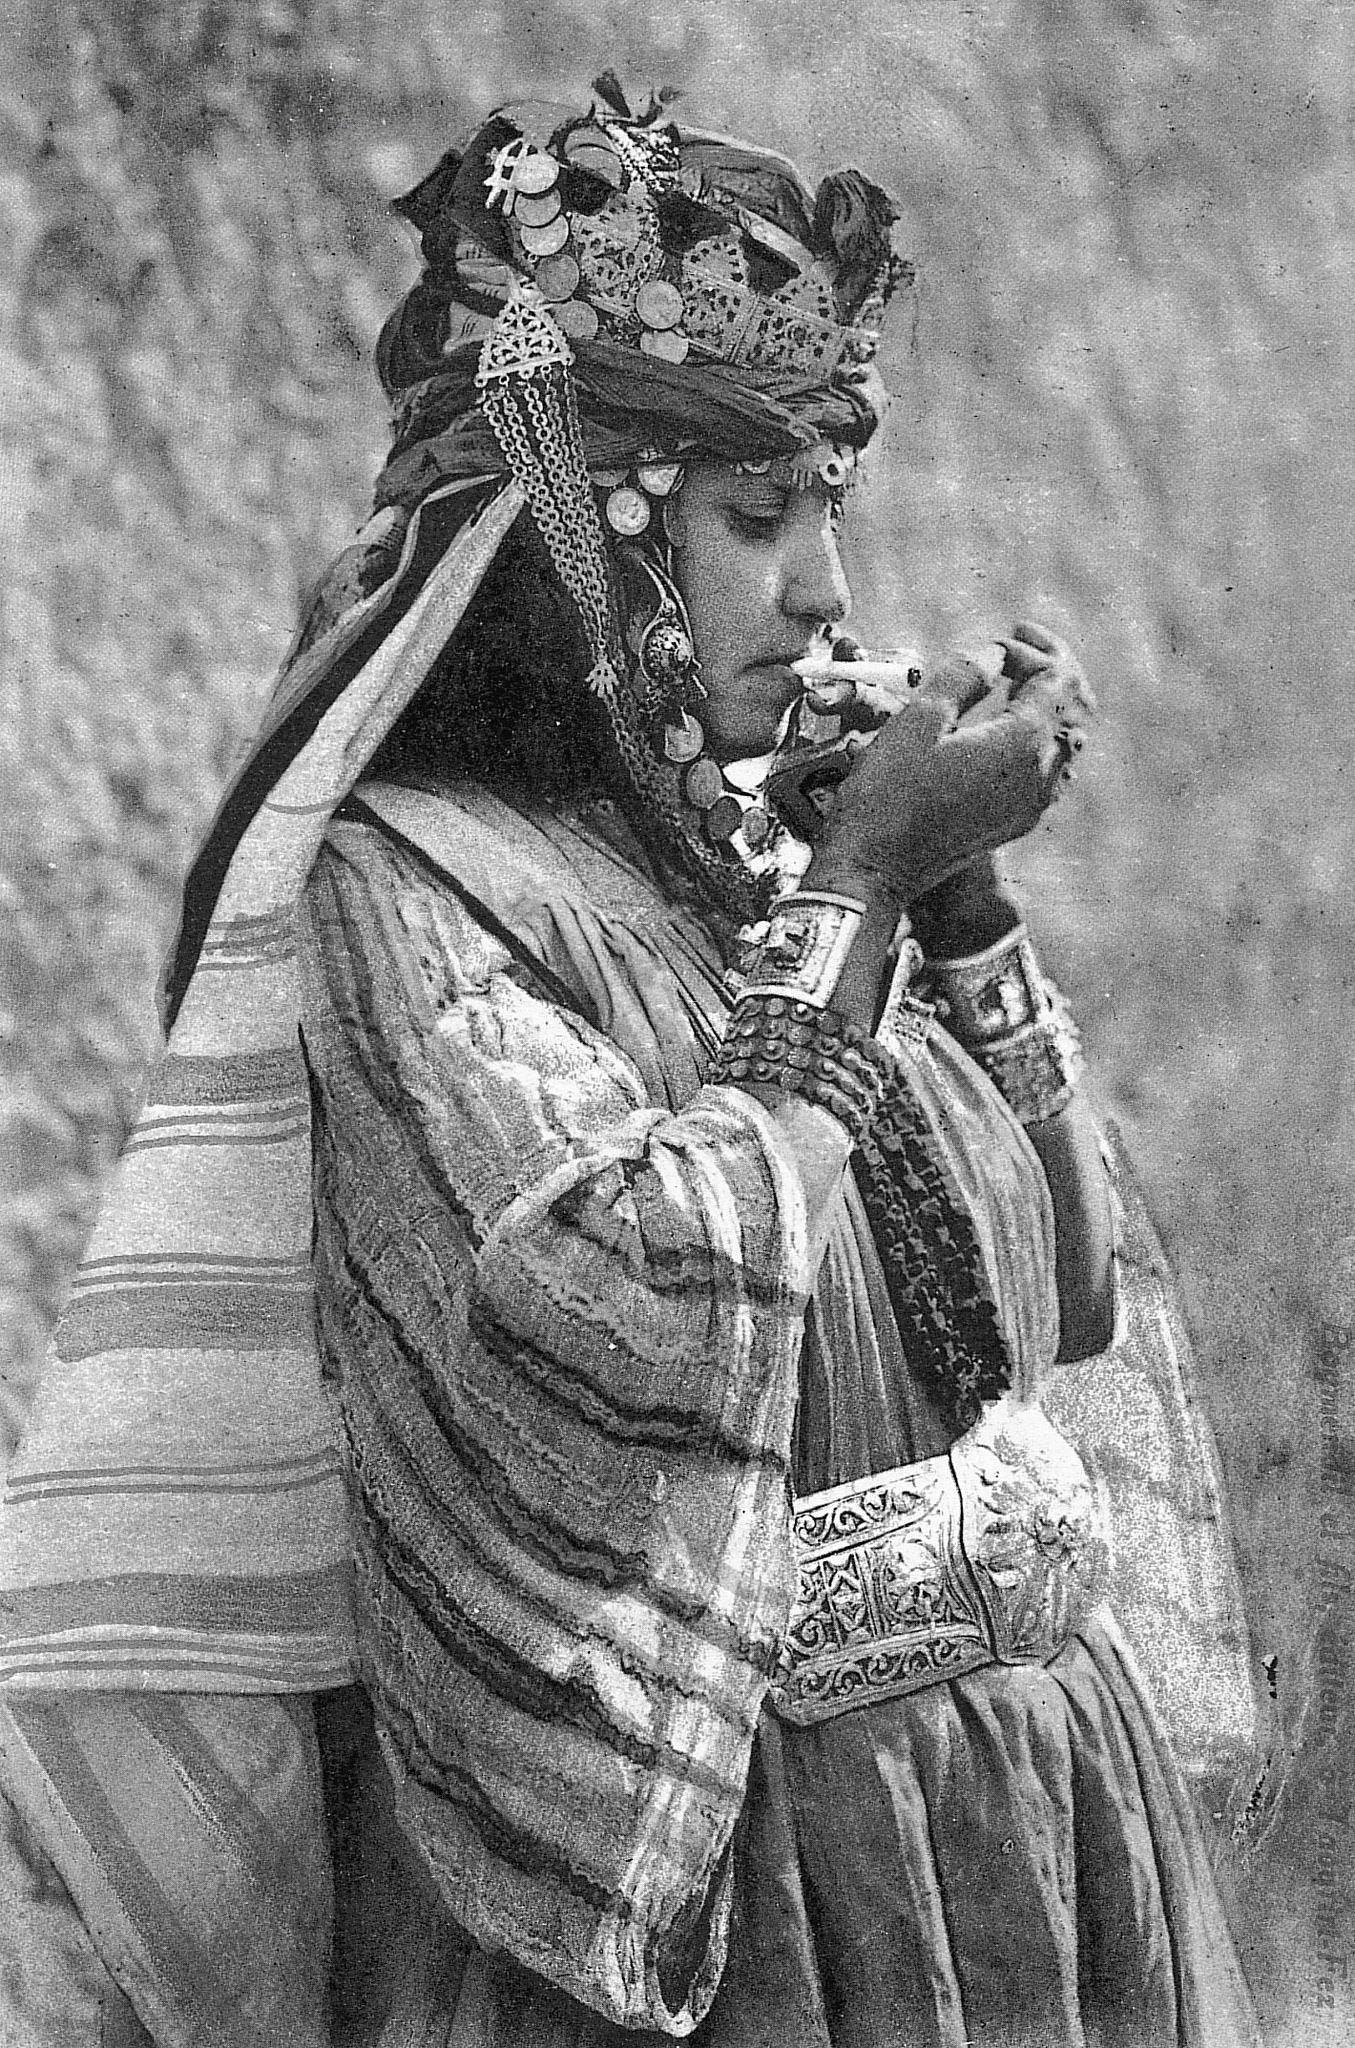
928;925;1084;1124
712;993;890;1145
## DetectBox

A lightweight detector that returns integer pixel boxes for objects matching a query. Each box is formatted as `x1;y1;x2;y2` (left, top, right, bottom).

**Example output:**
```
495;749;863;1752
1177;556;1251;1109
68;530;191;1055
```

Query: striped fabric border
0;480;528;1695
4;1447;340;1505
0;1691;333;2045
194;910;298;971
58;1260;314;1359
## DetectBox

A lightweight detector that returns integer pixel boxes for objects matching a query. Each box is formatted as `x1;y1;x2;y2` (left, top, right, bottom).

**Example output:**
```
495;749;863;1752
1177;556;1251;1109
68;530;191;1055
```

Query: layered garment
298;776;1260;2048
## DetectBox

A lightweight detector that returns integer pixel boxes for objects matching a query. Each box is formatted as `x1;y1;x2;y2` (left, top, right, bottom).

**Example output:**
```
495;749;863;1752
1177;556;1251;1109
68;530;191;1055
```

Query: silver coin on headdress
636;460;682;497
535;252;581;302
685;758;724;809
514;189;563;228
605;487;651;536
639;329;689;364
519;215;570;258
513;152;560;196
553;299;600;341
635;280;685;331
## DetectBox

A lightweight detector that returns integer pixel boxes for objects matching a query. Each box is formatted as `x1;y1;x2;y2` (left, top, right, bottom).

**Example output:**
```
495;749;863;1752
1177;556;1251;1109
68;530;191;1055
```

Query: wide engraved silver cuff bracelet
769;1398;1111;1726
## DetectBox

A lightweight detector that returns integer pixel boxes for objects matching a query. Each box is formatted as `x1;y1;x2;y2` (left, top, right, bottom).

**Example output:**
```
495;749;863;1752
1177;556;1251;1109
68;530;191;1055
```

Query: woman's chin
703;674;800;761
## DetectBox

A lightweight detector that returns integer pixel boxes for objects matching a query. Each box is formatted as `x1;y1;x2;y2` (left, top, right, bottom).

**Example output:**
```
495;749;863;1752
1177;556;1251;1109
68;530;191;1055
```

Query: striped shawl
0;479;525;1692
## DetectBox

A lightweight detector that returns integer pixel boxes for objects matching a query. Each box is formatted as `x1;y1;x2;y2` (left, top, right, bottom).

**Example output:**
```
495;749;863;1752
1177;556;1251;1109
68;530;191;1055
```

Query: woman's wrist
711;993;890;1145
713;875;922;1145
795;860;910;1032
911;862;1023;958
927;924;1084;1124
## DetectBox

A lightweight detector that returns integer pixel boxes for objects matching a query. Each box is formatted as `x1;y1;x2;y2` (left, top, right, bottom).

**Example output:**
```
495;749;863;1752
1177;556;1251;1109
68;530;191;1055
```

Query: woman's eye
729;509;783;540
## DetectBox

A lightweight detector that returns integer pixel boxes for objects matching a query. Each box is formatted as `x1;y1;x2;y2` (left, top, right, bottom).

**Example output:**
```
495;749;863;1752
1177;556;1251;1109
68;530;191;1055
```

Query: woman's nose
782;514;852;630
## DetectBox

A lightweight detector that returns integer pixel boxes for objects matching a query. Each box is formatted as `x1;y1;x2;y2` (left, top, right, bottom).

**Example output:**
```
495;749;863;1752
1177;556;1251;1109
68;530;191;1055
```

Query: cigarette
790;656;919;689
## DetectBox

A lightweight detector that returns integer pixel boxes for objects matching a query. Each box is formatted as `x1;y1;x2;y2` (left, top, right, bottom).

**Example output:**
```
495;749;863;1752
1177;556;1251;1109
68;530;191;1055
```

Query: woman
0;89;1257;2047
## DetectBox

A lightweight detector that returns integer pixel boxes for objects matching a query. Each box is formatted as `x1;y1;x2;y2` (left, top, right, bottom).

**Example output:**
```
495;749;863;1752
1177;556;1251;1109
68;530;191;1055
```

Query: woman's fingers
1000;639;1098;721
934;719;1051;851
1006;666;1091;726
803;670;915;727
1006;619;1064;658
1004;620;1091;695
918;646;1004;720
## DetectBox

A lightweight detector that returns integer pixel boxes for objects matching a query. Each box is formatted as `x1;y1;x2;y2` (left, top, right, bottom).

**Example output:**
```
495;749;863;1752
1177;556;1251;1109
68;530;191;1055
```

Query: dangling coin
519;215;570;258
705;795;745;843
552;298;599;341
637;460;682;497
663;712;705;764
513;152;560;196
741;806;771;850
685;758;724;809
605;486;650;536
635;279;684;330
534;251;580;302
639;327;690;365
513;189;562;228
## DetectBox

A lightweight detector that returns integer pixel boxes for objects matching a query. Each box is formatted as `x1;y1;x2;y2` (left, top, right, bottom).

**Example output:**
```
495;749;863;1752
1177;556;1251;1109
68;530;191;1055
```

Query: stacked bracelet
712;994;890;1145
928;925;1084;1125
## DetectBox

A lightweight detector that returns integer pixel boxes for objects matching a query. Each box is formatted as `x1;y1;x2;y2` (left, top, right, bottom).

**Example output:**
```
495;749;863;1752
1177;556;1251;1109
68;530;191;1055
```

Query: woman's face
666;458;852;761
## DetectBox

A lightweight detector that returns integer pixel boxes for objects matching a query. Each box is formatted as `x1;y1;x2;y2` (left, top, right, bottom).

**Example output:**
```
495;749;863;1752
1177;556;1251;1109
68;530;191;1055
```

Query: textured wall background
2;2;1352;2038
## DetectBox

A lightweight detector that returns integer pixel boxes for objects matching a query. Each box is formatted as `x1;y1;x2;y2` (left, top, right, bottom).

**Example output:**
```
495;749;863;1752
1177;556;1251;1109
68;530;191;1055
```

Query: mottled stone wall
2;1;1352;2034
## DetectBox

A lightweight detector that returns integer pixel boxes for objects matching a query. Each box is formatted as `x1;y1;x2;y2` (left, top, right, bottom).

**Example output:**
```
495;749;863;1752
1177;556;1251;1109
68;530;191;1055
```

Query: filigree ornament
475;285;573;384
770;1398;1110;1725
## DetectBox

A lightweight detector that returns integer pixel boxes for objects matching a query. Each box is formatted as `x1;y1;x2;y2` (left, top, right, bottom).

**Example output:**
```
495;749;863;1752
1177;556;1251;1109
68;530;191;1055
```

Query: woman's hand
804;621;1095;911
995;620;1095;801
908;851;1024;959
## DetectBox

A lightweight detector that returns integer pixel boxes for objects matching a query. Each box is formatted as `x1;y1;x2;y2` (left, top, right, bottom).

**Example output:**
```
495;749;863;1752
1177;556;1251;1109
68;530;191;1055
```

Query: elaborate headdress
376;82;909;489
